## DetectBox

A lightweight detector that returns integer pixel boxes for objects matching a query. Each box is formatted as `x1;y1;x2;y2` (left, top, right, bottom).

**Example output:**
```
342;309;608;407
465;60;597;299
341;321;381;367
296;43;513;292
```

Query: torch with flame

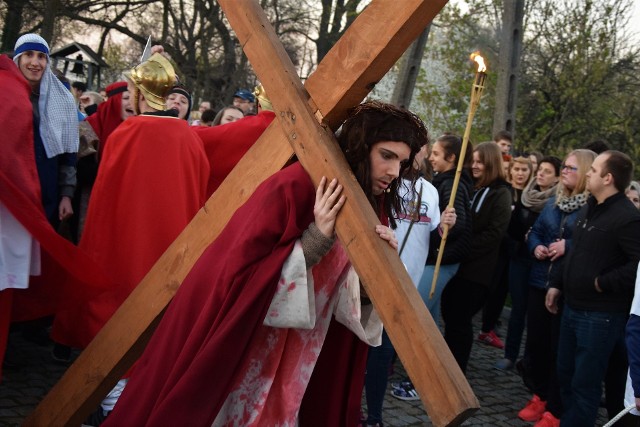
429;52;488;298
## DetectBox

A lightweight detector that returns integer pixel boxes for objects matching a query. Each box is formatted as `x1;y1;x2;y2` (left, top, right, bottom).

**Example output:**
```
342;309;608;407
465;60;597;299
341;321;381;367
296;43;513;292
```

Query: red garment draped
85;81;127;154
51;115;209;349
298;208;389;427
0;54;111;379
192;110;275;196
0;56;111;293
105;162;378;426
104;163;315;426
298;320;369;427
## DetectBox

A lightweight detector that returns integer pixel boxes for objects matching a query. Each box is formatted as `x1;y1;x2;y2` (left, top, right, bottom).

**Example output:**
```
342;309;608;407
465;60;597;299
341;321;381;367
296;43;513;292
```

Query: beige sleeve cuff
301;222;335;268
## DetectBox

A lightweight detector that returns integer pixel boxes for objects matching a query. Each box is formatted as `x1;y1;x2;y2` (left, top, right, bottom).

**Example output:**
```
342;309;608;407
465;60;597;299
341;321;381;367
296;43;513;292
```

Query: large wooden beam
24;1;471;426
218;1;477;426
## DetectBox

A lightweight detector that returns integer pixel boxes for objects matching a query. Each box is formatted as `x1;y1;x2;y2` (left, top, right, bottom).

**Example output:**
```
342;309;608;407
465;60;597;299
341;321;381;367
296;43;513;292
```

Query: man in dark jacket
546;150;640;427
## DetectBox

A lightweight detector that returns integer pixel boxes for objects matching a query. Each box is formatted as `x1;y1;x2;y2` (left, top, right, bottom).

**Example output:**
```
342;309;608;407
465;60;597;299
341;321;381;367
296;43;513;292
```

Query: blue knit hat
14;33;50;57
13;33;78;159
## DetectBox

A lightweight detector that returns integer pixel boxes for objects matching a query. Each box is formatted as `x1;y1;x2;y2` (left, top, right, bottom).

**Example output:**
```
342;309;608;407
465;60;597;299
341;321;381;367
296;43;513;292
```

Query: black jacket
456;178;512;288
551;192;640;312
427;169;473;265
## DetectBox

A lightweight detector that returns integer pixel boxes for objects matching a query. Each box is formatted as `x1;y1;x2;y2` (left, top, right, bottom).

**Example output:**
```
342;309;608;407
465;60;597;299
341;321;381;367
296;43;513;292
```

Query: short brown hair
601;150;634;193
493;130;512;144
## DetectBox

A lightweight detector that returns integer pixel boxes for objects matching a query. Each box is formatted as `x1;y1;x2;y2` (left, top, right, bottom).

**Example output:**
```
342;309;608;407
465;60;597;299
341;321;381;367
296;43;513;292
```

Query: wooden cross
25;1;479;426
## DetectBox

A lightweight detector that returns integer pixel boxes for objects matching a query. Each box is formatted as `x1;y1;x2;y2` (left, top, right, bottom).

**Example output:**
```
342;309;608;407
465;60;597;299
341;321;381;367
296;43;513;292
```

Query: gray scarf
521;180;556;213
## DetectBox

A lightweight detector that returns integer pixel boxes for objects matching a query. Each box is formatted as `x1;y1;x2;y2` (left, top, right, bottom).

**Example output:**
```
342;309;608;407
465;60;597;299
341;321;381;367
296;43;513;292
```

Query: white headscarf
13;33;78;158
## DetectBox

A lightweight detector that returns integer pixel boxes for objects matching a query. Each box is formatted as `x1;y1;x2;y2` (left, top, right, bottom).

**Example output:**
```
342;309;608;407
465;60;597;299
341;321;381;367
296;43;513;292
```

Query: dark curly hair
337;100;429;227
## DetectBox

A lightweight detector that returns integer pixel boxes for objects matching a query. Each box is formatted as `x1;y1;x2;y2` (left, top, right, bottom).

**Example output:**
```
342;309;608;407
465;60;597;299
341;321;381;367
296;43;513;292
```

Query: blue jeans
418;263;459;328
557;305;628;427
503;254;532;361
364;330;395;424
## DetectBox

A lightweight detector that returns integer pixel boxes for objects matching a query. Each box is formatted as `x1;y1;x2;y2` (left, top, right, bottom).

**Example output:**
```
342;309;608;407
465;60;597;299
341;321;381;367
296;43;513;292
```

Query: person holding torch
441;141;512;373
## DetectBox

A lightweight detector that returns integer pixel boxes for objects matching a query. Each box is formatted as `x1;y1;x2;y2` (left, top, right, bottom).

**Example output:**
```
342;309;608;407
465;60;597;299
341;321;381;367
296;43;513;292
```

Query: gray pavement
0;315;609;426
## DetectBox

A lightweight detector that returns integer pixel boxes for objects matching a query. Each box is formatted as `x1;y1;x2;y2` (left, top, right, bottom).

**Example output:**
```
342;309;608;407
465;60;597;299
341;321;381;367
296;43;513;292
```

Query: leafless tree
0;0;364;109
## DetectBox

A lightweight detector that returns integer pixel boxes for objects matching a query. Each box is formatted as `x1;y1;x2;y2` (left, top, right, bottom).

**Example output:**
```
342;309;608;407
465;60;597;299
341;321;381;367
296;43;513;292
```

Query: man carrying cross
25;3;478;426
102;101;429;426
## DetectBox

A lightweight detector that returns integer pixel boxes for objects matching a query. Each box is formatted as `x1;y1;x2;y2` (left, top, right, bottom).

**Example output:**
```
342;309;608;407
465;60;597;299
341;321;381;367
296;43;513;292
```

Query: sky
632;0;640;43
451;0;640;43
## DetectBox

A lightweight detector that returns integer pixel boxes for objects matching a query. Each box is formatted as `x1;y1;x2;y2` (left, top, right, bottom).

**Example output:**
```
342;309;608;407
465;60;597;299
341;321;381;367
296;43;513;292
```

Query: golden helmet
253;84;273;112
126;53;176;111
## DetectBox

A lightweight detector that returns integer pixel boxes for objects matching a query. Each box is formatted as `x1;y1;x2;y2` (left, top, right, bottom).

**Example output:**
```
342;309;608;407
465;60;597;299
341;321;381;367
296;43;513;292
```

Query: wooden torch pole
430;54;487;298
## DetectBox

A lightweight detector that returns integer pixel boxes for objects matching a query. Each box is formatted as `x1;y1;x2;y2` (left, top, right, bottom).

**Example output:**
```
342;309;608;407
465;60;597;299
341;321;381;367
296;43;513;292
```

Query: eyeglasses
561;164;578;172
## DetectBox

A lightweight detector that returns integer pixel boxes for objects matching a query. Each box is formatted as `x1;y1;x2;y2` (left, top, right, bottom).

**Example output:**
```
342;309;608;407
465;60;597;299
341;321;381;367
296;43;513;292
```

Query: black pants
441;275;489;373
481;251;509;332
524;287;563;417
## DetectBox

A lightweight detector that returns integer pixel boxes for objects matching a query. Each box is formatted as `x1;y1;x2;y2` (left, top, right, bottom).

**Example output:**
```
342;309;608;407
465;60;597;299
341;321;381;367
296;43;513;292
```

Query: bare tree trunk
1;0;25;52
391;25;430;110
493;0;525;145
316;0;361;62
41;0;60;43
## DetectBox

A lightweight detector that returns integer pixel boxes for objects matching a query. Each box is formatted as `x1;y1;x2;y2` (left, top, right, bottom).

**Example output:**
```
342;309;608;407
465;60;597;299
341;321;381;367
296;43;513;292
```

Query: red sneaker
533;411;560;427
518;394;546;422
477;330;505;349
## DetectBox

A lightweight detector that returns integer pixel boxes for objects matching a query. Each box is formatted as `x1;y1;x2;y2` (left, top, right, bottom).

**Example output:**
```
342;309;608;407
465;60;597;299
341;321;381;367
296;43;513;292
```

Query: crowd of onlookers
363;130;640;427
3;33;640;427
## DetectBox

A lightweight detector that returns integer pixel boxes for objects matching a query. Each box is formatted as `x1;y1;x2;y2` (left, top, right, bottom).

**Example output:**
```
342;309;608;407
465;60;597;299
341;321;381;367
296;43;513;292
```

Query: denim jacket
527;196;580;289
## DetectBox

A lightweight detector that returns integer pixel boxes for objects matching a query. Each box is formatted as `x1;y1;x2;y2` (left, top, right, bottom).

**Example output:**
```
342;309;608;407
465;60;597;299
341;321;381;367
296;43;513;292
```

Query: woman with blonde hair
625;180;640;209
517;149;596;427
510;157;534;196
495;156;561;371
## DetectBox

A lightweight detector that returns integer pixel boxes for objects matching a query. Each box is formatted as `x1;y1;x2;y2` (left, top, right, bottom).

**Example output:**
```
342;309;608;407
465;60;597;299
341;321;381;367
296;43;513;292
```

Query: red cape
0;54;35;381
105;163;318;425
106;162;375;426
51;115;209;348
193;110;275;196
299;202;389;427
0;56;109;293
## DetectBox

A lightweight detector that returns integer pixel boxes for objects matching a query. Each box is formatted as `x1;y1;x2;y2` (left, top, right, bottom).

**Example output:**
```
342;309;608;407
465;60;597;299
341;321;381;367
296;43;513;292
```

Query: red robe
51;115;209;348
193;110;275;196
104;162;374;426
299;201;390;427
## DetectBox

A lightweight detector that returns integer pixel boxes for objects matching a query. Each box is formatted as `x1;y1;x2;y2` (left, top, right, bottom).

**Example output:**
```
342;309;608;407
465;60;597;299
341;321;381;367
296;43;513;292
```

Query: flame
470;52;487;73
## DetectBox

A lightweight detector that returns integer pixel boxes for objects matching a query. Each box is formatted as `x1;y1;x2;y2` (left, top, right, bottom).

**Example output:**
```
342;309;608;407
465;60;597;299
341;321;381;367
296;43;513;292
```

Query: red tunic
193;110;275;196
51;115;209;348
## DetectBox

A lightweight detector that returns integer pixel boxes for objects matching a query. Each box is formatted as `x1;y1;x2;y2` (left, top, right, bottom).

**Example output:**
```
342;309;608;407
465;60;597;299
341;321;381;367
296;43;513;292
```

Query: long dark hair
337;101;429;227
436;133;473;171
